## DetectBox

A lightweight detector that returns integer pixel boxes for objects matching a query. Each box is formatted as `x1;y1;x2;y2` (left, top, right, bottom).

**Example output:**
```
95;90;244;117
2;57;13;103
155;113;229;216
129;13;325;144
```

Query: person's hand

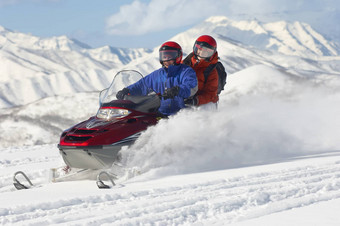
184;97;198;106
116;88;130;100
163;86;180;100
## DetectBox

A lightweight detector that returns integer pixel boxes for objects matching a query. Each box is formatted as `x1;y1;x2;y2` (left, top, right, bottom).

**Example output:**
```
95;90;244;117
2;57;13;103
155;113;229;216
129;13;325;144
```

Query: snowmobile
13;70;165;189
58;70;163;170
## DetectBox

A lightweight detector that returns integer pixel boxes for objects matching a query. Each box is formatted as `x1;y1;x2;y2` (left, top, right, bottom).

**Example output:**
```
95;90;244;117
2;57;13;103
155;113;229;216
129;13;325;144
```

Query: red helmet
159;41;183;65
193;35;217;60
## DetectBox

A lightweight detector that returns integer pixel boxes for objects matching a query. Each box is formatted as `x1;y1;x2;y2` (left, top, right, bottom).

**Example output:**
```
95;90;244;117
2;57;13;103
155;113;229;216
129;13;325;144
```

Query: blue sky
0;0;339;49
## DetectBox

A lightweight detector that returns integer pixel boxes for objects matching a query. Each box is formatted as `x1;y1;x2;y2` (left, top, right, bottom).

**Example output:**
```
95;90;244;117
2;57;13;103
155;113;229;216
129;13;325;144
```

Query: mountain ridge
1;16;340;109
192;16;339;57
0;27;152;82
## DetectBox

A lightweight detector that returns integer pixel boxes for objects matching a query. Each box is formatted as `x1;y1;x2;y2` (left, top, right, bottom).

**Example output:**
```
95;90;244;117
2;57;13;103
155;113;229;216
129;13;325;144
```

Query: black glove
184;97;198;106
163;86;180;100
116;88;130;100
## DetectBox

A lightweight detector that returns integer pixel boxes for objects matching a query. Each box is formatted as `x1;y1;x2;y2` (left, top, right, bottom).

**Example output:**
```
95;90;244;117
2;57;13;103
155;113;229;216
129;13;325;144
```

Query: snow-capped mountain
0;25;152;108
1;16;340;109
0;25;151;80
130;16;340;77
195;16;339;57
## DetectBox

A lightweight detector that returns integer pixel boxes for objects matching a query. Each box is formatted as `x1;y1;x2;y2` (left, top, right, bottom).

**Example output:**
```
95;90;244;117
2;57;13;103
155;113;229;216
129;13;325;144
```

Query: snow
1;16;340;225
229;198;340;226
1;64;340;225
1;145;340;225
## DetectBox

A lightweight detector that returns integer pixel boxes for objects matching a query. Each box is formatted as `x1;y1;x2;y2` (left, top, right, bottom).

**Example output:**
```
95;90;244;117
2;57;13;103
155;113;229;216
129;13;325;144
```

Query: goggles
159;50;178;62
193;41;215;58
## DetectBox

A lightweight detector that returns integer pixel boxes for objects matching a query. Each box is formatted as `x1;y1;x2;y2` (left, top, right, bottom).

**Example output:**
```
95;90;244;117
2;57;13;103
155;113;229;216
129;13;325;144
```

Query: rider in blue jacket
117;41;198;116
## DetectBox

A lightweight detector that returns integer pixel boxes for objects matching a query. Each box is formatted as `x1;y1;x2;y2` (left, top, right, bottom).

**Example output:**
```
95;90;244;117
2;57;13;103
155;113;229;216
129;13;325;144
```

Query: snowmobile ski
96;171;117;189
13;171;33;190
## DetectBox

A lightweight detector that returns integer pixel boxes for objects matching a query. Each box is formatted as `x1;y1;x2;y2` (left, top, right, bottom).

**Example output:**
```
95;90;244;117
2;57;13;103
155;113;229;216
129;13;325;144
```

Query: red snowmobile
13;70;164;189
58;70;163;170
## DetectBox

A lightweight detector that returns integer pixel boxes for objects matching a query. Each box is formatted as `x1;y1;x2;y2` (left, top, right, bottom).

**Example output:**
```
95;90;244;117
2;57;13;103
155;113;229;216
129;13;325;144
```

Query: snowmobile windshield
159;50;179;62
193;41;215;58
99;70;148;106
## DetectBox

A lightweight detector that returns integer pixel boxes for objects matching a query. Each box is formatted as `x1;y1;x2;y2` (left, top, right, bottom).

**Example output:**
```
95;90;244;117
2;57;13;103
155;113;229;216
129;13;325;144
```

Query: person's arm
178;66;198;98
127;71;156;95
196;68;218;105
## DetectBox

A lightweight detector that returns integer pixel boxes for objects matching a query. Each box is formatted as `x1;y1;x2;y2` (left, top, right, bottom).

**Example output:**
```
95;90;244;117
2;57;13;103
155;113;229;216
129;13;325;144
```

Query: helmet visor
193;42;215;58
159;50;178;62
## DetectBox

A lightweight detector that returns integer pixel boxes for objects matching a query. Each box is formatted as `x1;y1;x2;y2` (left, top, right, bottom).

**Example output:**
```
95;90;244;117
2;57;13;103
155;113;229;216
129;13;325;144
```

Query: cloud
105;0;340;36
105;0;220;35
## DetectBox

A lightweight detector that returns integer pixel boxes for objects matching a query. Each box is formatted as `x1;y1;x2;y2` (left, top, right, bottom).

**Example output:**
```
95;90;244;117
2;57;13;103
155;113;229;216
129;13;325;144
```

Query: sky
0;0;339;49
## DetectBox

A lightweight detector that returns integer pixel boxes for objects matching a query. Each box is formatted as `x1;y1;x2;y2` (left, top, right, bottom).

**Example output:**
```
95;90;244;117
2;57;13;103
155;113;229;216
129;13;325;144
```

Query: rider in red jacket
183;35;219;106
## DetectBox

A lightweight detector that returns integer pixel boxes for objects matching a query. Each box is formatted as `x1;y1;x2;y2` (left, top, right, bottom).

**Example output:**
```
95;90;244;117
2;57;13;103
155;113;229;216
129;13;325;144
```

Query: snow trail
1;152;340;225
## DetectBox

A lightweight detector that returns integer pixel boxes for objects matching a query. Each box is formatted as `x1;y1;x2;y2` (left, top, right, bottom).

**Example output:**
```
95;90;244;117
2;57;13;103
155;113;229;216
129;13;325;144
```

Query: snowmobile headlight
96;108;131;120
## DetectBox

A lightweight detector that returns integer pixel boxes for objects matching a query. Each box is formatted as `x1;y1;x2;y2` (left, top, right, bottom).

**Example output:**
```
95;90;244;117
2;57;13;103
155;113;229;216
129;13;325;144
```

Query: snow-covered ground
1;143;340;225
1;64;340;225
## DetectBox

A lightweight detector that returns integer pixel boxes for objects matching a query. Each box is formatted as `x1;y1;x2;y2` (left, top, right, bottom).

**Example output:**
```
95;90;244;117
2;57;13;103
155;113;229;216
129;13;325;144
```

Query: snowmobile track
1;157;340;225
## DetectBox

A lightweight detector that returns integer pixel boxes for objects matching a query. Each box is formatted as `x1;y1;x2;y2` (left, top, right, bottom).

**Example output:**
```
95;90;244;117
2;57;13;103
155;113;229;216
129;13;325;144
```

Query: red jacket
184;52;219;105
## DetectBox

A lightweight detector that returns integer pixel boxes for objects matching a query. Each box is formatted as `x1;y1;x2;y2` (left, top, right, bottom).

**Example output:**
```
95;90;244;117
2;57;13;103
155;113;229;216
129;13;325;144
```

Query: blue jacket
127;64;197;115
